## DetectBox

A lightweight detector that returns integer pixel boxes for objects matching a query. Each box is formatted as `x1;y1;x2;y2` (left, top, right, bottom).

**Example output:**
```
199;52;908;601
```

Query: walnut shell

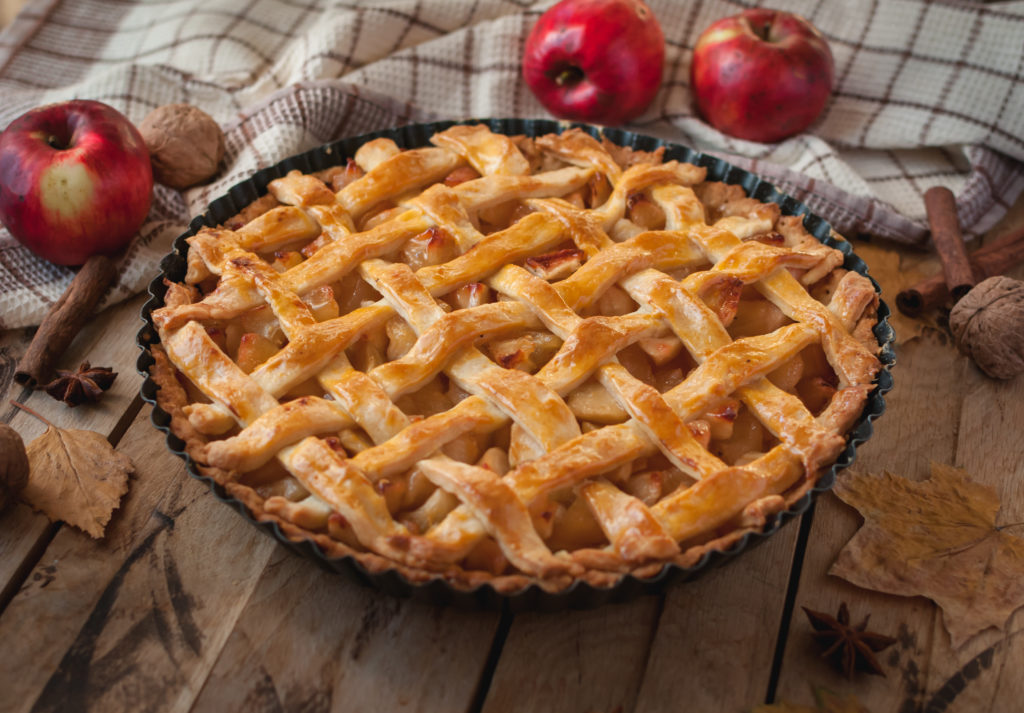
0;423;29;511
139;104;225;189
949;276;1024;380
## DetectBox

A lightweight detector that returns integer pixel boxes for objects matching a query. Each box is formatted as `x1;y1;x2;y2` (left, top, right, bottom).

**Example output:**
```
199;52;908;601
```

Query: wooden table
1;201;1022;713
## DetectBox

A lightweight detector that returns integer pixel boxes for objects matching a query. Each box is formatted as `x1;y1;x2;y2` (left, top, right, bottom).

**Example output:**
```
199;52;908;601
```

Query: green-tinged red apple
0;99;153;266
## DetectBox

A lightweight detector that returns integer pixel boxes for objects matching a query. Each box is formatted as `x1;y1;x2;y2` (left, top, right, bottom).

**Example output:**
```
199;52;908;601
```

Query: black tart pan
136;118;895;611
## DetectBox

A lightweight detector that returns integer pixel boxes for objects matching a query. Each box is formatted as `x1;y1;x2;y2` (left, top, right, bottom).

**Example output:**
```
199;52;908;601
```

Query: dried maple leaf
20;419;133;538
830;463;1024;648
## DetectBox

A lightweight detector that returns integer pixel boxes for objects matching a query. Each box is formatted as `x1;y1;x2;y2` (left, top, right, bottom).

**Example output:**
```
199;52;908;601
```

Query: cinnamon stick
14;254;118;388
897;225;1024;316
924;186;975;302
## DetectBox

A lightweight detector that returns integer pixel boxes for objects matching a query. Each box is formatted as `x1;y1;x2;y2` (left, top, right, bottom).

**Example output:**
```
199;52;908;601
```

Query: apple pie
147;123;884;594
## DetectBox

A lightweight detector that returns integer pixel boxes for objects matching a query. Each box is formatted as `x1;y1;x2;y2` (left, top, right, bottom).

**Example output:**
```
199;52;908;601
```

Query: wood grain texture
0;327;41;606
481;521;799;713
774;332;968;711
4;294;147;439
192;550;500;713
774;304;1024;713
634;524;801;713
482;596;660;713
0;326;28;404
0;295;147;608
0;405;277;713
918;367;1024;713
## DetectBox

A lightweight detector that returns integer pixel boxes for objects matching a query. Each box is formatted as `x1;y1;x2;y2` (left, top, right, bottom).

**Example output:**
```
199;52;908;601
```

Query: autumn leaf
830;462;1024;648
21;424;133;538
753;686;872;713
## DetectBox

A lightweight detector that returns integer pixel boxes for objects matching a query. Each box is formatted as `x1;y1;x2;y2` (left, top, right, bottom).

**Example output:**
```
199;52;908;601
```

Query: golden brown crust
147;125;883;595
222;193;281;230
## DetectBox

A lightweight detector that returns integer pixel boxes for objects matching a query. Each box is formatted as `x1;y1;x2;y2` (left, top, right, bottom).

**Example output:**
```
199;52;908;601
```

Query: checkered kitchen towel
1;0;1022;328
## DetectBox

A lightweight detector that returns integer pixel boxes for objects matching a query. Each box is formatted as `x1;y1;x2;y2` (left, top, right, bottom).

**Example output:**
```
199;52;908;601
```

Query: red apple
690;8;834;143
522;0;664;126
0;99;153;266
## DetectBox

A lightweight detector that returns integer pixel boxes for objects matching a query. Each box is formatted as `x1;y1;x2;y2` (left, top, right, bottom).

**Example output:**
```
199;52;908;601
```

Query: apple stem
555;66;584;87
749;19;774;42
45;135;64;150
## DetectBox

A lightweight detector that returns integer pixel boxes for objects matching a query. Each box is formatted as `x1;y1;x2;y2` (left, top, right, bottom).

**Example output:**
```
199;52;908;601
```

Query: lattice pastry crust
149;125;882;593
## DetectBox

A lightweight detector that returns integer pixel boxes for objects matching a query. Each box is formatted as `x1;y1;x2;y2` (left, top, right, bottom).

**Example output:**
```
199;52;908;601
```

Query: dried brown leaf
830;463;1024;647
22;425;133;538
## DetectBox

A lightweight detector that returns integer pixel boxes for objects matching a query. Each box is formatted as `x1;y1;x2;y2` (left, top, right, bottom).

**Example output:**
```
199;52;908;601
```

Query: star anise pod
43;363;118;407
803;602;897;679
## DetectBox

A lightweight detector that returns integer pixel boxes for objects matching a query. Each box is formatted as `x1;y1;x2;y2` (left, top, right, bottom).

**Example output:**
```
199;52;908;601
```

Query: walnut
0;423;29;511
949;276;1024;380
139;104;225;189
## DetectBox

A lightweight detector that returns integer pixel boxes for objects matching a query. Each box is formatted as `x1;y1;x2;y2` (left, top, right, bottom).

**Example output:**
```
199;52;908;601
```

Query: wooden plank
0;325;50;607
482;596;660;713
0;322;29;405
480;516;799;713
0;294;148;605
190;551;501;713
914;364;1024;713
634;523;801;713
3;292;500;713
2;397;501;713
0;404;278;713
3;292;148;441
1;317;33;422
772;333;979;710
